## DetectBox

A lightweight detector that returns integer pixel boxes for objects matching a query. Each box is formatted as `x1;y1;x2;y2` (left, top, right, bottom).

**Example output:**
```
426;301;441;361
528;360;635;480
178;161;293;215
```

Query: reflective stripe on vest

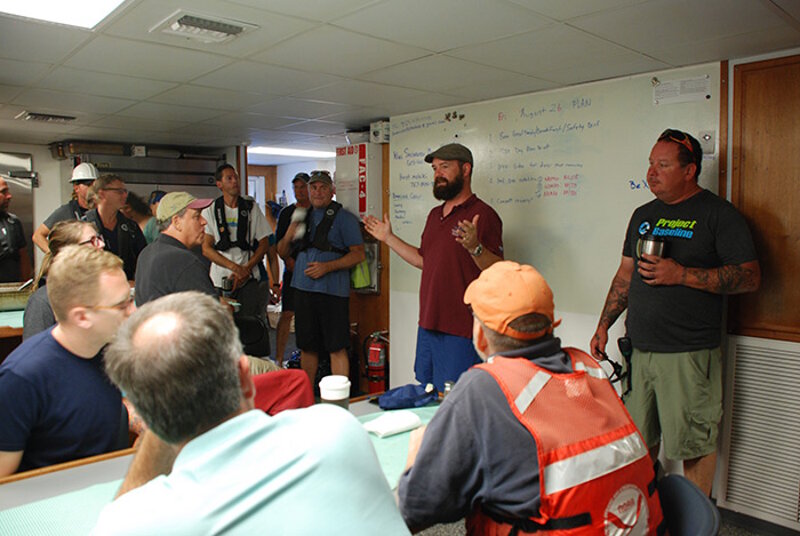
544;430;648;494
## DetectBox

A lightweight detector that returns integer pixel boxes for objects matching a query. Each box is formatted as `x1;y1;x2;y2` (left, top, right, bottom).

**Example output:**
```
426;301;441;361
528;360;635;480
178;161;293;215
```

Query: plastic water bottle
279;189;288;207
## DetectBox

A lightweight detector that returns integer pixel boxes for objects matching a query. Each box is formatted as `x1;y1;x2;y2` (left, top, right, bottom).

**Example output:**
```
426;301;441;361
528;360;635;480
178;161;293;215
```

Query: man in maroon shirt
364;143;503;391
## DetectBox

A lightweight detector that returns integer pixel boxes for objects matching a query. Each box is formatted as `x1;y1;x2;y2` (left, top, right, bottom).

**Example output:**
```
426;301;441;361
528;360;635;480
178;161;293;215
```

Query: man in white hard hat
32;162;99;254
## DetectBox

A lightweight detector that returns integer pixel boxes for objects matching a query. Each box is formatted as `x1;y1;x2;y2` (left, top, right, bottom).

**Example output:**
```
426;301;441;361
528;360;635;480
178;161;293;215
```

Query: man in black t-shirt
0;178;31;282
274;172;310;365
590;129;760;495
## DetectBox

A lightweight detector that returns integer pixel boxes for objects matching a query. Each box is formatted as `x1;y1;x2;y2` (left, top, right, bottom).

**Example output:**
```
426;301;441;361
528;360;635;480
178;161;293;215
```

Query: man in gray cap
278;170;364;384
134;192;216;305
364;143;503;392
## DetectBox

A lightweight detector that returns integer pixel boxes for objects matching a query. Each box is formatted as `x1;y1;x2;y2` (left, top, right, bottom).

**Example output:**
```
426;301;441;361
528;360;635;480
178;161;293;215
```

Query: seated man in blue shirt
93;291;409;535
0;246;134;476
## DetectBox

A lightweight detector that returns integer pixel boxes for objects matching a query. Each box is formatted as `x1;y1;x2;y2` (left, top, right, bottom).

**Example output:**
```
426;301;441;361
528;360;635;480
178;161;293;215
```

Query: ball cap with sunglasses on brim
464;261;561;341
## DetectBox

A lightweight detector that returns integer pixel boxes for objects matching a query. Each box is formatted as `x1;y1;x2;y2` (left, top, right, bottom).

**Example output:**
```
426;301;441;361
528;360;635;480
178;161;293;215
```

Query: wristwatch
470;243;483;257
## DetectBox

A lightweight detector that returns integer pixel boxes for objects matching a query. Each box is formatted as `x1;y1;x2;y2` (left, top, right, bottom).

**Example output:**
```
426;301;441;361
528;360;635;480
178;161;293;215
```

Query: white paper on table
363;410;422;438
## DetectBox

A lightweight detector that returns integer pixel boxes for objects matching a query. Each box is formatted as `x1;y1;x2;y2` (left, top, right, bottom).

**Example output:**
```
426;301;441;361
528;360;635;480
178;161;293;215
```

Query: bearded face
432;161;466;201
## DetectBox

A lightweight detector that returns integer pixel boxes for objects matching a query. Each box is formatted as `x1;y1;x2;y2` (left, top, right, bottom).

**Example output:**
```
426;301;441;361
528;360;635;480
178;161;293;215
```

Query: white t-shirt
202;199;272;287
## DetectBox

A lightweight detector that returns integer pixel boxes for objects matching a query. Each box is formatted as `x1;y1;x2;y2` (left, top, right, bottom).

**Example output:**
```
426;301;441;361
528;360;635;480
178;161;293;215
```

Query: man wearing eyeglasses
0;246;133;476
590;129;760;495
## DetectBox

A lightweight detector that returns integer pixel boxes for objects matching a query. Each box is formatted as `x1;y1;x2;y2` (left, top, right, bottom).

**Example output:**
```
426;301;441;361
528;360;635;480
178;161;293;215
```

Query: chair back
658;474;720;536
253;370;314;416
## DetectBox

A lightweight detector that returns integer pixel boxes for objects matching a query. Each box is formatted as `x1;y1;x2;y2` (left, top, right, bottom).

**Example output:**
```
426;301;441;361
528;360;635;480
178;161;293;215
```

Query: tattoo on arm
599;275;630;329
685;263;759;294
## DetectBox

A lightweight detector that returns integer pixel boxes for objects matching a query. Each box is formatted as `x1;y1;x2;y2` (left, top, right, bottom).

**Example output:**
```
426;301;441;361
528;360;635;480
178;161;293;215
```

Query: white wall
0;142;72;268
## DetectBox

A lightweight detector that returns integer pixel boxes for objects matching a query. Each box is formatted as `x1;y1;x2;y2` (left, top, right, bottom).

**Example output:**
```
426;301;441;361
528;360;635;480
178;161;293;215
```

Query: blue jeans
414;327;481;393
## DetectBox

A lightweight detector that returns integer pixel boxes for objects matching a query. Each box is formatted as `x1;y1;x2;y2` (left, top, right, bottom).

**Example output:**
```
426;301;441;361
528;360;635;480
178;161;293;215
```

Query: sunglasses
103;187;128;194
79;234;105;248
658;129;695;155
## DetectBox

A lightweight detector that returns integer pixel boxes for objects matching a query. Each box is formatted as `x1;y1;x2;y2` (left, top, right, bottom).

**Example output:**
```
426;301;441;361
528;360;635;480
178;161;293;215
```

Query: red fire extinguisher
363;331;389;394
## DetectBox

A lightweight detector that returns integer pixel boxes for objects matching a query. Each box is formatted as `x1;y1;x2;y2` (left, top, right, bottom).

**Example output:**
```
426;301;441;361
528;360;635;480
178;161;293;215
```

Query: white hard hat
70;162;99;183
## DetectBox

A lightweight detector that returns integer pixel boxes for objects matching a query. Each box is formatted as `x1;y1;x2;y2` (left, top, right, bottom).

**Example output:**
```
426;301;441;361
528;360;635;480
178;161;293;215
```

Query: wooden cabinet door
730;55;800;342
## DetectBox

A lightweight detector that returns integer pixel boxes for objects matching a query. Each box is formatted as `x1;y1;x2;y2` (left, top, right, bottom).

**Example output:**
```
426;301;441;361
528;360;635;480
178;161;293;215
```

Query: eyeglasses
310;170;331;177
79;234;105;248
90;291;134;312
658;129;694;155
103;187;128;194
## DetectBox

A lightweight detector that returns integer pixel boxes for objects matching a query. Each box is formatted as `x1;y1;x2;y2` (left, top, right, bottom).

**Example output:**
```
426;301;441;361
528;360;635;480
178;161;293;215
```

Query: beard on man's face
433;170;465;201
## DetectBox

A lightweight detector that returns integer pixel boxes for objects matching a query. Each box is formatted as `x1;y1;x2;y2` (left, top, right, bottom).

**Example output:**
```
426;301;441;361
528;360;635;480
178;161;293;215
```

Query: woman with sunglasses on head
23;220;106;340
83;175;147;281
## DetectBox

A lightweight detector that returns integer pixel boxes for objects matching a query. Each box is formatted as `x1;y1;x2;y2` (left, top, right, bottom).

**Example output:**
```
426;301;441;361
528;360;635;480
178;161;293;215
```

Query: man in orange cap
397;261;663;535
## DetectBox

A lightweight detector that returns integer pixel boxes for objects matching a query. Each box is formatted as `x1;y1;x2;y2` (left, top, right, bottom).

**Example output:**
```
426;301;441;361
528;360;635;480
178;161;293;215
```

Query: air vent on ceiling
151;10;257;44
15;111;76;123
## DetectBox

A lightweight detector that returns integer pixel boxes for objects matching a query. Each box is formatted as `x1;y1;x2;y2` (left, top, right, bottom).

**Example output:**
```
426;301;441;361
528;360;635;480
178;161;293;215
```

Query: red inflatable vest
468;348;663;535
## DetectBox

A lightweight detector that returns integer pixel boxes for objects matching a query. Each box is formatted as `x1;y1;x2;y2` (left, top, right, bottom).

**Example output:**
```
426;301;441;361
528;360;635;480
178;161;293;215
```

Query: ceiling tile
333;0;553;52
227;0;377;22
117;102;224;122
35;67;178;101
101;0;316;58
297;80;430;107
507;0;649;21
0;85;23;104
246;97;354;120
209;112;298;130
12;88;136;115
570;0;792;55
319;107;389;124
538;55;669;85
278;119;349;135
251;25;430;77
360;55;550;98
0;15;91;63
64;36;232;82
0;59;53;88
449;25;642;76
88;115;191;133
192;61;341;96
149;85;266;110
648;26;800;67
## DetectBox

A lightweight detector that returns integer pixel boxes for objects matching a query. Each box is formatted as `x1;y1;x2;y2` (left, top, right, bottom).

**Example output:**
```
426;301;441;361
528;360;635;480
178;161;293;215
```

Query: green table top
0;309;24;329
0;404;439;535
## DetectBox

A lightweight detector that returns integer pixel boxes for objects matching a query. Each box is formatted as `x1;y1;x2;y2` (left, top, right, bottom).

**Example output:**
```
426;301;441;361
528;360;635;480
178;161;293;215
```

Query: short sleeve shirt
418;195;503;338
291;205;363;298
202;199;273;287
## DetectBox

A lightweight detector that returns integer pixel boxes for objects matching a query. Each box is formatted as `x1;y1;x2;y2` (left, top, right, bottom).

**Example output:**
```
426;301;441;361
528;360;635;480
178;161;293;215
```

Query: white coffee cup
319;375;351;409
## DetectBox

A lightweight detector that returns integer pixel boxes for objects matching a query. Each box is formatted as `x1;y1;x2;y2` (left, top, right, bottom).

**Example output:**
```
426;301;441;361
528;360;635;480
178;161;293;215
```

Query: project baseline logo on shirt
638;218;697;239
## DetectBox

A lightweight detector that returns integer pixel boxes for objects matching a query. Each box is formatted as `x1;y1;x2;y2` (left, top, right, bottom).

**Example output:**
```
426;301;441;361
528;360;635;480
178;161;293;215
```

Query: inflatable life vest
213;196;258;252
296;201;347;255
468;348;664;535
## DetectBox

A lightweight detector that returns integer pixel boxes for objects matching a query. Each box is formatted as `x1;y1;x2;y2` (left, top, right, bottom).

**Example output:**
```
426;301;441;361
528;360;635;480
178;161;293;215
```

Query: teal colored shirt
91;407;410;535
142;217;159;244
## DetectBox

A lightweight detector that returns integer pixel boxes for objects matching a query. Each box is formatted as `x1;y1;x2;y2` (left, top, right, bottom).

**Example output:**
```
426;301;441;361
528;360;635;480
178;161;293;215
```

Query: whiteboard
385;64;720;386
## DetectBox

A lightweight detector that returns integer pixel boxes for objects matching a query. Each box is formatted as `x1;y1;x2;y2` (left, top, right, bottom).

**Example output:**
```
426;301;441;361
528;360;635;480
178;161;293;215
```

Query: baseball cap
464;261;561;340
424;143;473;165
292;172;310;184
308;170;333;185
157;192;212;222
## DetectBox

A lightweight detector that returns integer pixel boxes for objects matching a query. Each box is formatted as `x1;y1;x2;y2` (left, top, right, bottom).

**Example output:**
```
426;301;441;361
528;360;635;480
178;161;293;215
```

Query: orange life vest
467;348;664;535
